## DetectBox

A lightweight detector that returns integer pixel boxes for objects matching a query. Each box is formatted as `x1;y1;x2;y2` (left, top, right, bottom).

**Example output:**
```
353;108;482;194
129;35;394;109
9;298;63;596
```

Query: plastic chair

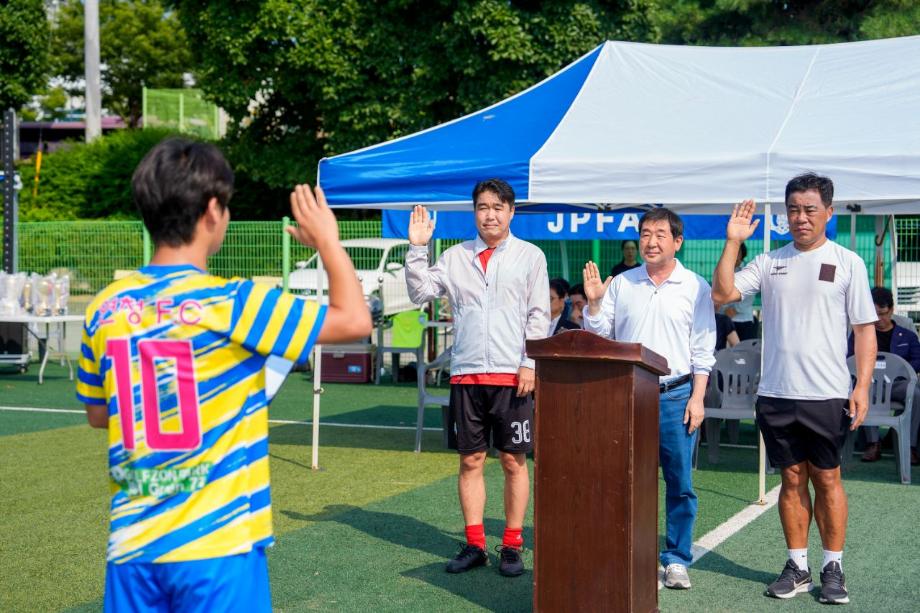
392;310;427;347
845;352;915;484
702;349;761;465
375;310;428;384
732;338;760;352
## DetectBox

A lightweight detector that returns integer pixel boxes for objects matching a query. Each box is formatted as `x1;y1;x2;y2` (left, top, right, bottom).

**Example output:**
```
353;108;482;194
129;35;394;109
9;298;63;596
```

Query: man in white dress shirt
582;208;716;590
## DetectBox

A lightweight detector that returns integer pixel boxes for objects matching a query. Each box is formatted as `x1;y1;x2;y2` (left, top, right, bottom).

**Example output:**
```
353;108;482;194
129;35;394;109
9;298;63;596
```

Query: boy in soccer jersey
76;138;371;612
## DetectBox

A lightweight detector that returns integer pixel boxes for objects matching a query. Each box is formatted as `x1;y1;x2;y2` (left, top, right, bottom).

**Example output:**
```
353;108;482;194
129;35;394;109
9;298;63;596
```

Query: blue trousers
659;381;698;566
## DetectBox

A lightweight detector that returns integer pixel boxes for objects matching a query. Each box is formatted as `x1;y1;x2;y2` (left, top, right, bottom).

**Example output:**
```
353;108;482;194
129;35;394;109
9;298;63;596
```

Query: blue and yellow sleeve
228;280;326;364
76;321;106;406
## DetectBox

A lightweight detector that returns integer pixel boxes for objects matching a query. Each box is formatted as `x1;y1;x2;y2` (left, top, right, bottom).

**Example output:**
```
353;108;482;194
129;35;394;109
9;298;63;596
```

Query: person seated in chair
550;278;580;335
847;286;920;465
567;284;587;328
714;303;740;352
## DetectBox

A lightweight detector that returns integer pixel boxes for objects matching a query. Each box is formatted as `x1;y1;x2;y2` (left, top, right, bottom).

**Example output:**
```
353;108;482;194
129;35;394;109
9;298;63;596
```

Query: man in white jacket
405;178;550;578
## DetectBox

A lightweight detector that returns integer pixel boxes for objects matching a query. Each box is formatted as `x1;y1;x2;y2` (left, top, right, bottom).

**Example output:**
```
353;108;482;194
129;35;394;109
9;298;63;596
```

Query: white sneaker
664;563;692;589
658;564;665;591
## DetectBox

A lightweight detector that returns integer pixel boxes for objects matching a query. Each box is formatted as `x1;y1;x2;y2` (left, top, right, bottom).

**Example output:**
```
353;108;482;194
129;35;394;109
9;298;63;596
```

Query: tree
172;1;660;195
654;0;920;46
0;0;51;112
53;0;194;127
20;86;70;121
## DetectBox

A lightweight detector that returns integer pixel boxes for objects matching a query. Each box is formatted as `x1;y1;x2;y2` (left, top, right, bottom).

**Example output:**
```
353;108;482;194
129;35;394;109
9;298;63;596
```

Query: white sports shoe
664;563;692;589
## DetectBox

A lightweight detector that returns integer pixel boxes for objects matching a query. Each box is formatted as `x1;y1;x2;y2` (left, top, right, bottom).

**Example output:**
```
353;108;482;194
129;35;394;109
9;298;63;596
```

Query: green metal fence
18;221;146;294
9;216;893;298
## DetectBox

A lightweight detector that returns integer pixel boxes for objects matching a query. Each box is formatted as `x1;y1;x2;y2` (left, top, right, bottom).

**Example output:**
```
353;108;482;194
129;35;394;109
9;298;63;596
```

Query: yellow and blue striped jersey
76;264;325;564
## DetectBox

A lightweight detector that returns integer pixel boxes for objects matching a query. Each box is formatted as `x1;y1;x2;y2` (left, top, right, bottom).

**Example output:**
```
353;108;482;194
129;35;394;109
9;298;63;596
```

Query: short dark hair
785;173;834;208
568;283;586;300
132;137;234;246
739;242;748;261
549;278;569;298
638;207;683;238
622;239;638;250
871;286;894;309
472;178;515;208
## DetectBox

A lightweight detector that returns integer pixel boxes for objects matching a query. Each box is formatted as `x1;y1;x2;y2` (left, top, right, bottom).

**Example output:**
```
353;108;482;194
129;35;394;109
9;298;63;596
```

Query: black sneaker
819;561;850;604
765;559;813;599
445;543;488;574
496;545;524;577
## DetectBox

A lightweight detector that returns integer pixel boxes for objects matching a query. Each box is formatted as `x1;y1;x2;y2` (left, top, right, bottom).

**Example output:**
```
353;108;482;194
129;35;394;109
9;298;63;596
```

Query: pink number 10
106;338;202;451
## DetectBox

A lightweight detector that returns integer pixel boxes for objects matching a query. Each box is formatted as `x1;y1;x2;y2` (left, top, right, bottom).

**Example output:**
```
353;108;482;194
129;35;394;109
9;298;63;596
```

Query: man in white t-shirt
712;173;877;606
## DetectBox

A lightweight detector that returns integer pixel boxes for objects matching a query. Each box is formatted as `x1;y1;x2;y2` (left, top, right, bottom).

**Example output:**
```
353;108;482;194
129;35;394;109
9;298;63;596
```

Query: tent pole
849;212;857;251
875;216;885;287
311;255;325;470
757;204;772;505
560;241;569;281
891;216;899;312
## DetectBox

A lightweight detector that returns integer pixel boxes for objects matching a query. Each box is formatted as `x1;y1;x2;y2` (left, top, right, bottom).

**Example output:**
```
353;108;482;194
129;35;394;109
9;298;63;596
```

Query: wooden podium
527;330;669;613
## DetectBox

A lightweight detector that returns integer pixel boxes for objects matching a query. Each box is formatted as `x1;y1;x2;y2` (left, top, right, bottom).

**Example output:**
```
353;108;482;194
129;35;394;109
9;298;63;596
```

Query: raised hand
408;205;435;246
582;261;612;305
727;199;760;242
285;184;339;250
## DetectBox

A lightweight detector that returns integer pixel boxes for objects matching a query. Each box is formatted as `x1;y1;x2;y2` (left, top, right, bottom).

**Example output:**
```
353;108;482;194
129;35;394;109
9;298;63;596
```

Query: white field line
691;484;782;564
0;406;440;432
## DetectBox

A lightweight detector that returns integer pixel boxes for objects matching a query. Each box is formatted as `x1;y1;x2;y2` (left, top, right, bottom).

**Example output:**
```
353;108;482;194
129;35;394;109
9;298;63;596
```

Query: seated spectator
714;306;740;351
551;277;572;323
610;240;641;278
847;286;920;465
567;283;587;328
550;278;580;335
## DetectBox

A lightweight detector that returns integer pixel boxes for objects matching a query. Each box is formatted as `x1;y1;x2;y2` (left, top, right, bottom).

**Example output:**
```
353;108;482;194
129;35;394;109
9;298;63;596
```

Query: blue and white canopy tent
308;37;920;490
319;36;920;214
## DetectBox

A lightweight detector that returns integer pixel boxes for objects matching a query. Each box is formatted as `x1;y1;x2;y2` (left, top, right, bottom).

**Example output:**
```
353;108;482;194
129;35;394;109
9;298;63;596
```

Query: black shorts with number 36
448;384;534;454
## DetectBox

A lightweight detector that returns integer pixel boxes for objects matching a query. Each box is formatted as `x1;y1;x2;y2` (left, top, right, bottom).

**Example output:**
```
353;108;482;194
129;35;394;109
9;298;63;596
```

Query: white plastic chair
732;338;760;352
845;352;915;484
702;349;761;465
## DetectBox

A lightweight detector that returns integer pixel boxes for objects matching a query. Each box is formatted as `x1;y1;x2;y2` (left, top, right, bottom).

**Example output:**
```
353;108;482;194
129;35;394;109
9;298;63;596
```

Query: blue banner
382;210;836;240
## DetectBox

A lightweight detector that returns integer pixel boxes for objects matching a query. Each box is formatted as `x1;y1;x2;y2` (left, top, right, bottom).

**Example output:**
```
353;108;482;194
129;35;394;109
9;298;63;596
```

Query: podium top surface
526;330;669;376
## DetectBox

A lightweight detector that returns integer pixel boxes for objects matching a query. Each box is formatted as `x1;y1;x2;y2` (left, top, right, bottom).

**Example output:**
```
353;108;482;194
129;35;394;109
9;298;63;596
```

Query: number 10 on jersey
106;338;202;451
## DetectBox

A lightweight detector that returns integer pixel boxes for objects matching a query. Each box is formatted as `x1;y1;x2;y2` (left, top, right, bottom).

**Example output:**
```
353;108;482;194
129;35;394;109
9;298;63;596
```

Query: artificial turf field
1;364;918;612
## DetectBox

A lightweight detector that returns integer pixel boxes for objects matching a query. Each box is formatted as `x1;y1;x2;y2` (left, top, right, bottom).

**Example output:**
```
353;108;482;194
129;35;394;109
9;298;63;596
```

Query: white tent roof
320;36;920;214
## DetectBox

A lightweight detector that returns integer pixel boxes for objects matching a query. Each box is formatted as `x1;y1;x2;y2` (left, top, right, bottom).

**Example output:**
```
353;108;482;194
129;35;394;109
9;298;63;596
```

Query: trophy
33;275;54;317
0;273;26;316
54;274;70;315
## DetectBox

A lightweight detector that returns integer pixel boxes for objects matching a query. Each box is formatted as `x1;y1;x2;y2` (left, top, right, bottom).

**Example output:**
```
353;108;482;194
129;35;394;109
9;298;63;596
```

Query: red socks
502;527;523;550
465;524;486;550
465;525;524;550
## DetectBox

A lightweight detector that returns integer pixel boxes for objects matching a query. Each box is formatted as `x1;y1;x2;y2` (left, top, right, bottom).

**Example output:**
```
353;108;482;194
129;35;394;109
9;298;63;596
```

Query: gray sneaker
765;559;814;599
664;563;691;589
818;561;849;604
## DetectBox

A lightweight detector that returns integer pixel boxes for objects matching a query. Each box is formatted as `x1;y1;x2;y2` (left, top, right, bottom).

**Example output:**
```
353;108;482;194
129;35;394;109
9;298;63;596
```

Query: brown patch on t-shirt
819;263;836;283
